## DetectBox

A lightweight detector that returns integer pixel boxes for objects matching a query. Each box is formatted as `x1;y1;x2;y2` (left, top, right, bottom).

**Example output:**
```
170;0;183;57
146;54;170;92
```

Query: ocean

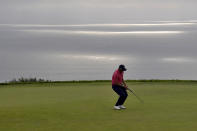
0;21;197;82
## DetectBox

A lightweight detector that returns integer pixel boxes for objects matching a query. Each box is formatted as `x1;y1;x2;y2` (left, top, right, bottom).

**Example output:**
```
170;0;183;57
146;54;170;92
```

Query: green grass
0;81;197;131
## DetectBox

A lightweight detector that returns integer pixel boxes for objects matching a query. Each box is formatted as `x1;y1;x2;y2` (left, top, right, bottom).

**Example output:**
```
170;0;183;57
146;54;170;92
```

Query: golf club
127;87;144;103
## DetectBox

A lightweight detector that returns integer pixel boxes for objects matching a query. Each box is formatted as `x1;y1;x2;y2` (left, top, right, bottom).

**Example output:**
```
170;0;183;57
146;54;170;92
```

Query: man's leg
119;87;128;105
112;85;127;106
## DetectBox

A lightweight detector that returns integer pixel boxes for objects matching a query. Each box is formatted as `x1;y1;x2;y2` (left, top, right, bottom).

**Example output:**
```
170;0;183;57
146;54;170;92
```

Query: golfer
112;64;128;110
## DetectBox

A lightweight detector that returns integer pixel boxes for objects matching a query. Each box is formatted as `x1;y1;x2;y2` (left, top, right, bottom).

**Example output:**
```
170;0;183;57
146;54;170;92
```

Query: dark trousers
112;85;128;106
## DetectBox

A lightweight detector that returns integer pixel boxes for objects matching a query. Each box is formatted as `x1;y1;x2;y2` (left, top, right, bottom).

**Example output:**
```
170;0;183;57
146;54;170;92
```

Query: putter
127;87;144;103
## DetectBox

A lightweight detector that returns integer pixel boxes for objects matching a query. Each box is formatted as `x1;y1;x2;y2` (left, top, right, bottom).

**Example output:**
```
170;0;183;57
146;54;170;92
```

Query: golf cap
119;64;127;71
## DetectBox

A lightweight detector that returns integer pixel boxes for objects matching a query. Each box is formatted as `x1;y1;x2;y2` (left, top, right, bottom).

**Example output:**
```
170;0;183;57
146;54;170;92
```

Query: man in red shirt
112;64;128;110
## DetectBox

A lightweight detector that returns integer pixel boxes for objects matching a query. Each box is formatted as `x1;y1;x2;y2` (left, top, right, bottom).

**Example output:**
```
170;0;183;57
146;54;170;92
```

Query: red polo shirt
112;69;124;85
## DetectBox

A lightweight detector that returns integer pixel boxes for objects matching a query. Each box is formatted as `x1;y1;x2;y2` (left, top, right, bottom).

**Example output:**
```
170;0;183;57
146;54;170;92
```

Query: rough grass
0;81;197;131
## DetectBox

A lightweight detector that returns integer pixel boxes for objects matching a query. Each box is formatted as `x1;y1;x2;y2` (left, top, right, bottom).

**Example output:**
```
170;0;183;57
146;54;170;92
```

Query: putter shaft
127;88;144;103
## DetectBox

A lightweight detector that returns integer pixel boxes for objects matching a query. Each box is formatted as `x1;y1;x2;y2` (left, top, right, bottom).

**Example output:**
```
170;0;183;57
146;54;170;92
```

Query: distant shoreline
1;79;197;85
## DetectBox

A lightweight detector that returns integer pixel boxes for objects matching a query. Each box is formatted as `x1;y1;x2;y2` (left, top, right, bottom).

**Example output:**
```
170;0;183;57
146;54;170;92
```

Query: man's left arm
122;79;128;89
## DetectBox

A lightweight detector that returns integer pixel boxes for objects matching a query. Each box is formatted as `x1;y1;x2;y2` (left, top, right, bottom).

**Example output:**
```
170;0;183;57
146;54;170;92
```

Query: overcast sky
0;0;197;81
0;0;197;24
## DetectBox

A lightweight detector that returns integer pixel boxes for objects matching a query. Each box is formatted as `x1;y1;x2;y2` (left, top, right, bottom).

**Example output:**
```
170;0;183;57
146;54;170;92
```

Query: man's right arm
114;80;126;88
113;72;126;88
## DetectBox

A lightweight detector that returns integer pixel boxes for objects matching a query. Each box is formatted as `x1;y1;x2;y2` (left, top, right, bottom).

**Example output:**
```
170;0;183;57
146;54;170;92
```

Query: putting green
0;81;197;131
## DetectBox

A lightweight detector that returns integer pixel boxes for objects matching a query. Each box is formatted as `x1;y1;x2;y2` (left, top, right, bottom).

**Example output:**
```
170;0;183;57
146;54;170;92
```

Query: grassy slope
0;81;197;131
